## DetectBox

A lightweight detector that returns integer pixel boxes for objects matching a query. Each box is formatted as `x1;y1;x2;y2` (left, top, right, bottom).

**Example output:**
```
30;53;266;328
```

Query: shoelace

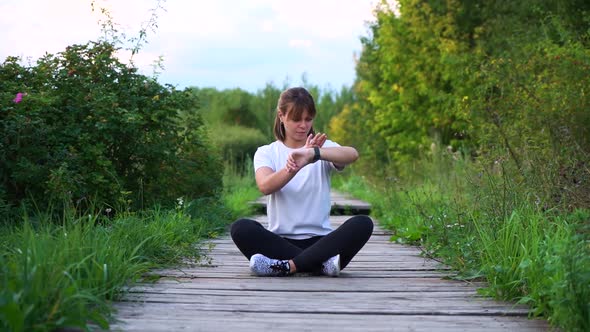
270;260;290;275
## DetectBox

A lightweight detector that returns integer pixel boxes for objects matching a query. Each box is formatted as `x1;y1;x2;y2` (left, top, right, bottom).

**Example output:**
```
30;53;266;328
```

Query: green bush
0;41;222;214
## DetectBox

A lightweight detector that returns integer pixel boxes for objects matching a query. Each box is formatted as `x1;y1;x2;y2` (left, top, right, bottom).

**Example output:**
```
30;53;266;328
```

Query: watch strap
313;146;321;162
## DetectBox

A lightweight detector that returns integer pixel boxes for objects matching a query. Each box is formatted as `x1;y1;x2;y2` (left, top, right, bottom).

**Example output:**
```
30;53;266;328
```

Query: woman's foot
249;254;292;276
322;254;340;277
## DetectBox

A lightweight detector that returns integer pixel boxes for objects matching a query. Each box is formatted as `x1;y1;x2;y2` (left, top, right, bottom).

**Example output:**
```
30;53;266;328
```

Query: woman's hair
273;87;317;141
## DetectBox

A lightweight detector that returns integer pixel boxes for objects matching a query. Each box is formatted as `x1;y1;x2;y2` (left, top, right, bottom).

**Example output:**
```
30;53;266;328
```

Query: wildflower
13;92;25;103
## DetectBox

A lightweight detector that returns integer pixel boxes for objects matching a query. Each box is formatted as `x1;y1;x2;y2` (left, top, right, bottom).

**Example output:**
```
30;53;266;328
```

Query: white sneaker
321;254;340;277
249;254;291;277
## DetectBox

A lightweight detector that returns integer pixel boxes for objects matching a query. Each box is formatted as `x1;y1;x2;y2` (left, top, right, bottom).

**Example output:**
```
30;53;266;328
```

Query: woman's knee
230;218;259;239
348;215;374;236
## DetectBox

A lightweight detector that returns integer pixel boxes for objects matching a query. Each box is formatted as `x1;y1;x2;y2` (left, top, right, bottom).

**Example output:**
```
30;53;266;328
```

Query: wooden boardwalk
110;192;550;331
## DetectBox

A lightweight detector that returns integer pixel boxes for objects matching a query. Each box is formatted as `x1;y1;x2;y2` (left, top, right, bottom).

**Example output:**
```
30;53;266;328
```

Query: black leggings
230;215;374;272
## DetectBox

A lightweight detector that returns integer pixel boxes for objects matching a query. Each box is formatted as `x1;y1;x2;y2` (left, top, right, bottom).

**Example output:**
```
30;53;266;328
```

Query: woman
230;87;373;277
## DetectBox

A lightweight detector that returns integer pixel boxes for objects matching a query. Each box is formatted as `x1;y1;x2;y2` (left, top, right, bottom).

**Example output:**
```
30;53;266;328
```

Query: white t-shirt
253;140;341;239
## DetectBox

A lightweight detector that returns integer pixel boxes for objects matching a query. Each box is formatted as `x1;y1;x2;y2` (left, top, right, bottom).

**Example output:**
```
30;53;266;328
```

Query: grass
0;195;241;331
334;156;590;332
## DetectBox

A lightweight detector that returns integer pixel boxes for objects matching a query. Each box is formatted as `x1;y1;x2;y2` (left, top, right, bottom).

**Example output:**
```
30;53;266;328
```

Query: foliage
352;0;474;169
210;125;268;166
349;0;590;210
192;87;263;130
0;41;222;214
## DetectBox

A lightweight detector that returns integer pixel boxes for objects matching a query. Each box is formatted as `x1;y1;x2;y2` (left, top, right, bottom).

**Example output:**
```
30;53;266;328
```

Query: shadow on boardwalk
110;191;550;331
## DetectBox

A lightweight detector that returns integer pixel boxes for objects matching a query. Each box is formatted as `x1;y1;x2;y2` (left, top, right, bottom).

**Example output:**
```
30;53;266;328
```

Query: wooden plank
117;293;532;316
126;288;487;299
125;278;486;292
110;309;549;332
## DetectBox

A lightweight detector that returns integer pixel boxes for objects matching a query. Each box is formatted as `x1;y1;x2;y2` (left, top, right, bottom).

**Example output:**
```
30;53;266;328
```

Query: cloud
261;20;274;32
268;0;377;40
0;0;380;91
0;0;100;59
288;39;313;49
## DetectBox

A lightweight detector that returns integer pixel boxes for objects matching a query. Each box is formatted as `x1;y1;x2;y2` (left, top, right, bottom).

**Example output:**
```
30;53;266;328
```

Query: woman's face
280;109;313;147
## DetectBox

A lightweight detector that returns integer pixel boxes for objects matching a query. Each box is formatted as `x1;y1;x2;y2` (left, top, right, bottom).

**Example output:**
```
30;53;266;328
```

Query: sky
0;0;381;92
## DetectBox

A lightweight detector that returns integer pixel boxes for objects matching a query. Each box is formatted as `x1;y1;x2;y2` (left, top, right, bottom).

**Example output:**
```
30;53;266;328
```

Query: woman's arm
255;166;297;195
255;145;359;195
315;146;359;169
287;146;359;172
255;133;328;195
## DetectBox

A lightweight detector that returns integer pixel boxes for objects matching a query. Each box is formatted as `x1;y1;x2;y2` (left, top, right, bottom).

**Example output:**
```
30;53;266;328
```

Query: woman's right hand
286;148;314;173
286;133;326;173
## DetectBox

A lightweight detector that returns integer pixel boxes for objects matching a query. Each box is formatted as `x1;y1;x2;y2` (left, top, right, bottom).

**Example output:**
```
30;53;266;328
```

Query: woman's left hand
305;132;327;148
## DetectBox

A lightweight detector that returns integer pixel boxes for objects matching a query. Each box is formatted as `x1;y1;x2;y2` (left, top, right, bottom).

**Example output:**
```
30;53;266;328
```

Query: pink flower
13;92;24;103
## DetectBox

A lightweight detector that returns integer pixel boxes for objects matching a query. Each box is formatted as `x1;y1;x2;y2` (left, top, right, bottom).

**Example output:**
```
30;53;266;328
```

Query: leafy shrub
0;41;222;214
